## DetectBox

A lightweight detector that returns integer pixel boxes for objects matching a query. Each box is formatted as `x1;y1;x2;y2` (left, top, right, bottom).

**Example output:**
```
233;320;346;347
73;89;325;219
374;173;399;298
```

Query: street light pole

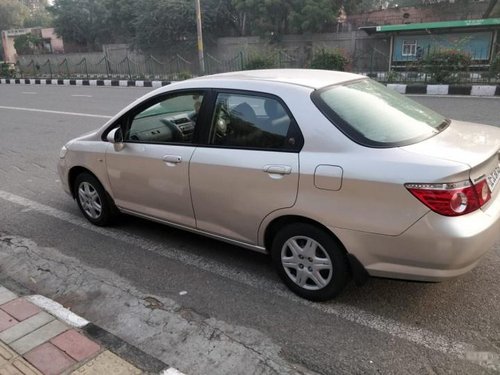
195;0;205;75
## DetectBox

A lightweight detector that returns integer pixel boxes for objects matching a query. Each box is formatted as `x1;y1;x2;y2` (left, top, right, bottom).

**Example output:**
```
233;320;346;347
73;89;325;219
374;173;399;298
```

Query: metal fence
6;48;500;84
15;54;194;80
364;70;500;84
205;50;300;74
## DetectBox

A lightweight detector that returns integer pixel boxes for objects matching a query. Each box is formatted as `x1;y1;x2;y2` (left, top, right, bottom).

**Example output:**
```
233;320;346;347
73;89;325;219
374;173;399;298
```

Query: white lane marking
22;92;37;95
0;105;111;119
71;94;92;98
161;368;186;375
27;295;89;328
0;190;498;371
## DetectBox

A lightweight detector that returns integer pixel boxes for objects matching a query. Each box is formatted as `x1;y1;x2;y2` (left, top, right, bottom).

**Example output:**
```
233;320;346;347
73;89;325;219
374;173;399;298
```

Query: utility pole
195;0;205;75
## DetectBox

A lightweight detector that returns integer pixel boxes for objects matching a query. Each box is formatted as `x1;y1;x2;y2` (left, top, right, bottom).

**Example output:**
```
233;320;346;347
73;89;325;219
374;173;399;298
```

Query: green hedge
419;49;472;83
310;49;349;71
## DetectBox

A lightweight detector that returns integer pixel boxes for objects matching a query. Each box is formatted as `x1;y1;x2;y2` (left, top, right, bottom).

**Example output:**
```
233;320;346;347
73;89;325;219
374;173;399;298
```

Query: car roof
102;69;365;131
187;69;365;90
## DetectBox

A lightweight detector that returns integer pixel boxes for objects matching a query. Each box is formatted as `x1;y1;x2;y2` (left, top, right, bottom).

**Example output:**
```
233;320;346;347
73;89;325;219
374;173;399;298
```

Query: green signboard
375;18;500;32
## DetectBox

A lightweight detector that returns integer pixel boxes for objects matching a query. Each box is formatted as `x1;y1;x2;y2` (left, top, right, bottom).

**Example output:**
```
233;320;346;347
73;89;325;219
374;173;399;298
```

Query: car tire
74;172;117;226
271;223;349;301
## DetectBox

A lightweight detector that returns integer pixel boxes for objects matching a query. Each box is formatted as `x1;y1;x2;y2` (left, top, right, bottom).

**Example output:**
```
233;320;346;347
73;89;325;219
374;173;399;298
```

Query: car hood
400;120;500;179
66;130;101;147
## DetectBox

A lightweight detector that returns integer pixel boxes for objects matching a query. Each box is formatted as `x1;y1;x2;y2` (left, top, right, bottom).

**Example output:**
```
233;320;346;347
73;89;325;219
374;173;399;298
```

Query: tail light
405;179;491;217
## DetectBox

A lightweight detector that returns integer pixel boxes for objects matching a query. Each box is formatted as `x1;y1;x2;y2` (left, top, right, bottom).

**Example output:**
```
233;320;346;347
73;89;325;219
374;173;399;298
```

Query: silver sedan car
58;69;500;301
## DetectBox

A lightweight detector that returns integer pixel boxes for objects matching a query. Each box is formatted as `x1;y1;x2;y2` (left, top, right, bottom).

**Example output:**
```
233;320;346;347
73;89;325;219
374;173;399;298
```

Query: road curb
386;83;500;96
0;78;171;88
82;323;171;374
1;78;500;96
26;295;89;328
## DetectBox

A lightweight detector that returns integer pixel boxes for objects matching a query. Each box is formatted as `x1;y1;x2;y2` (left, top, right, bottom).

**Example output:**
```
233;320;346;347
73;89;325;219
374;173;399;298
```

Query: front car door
105;90;207;227
189;91;303;244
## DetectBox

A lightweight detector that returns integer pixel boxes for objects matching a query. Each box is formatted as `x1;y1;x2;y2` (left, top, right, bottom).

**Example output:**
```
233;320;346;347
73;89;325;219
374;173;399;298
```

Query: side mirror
107;127;124;151
107;127;123;144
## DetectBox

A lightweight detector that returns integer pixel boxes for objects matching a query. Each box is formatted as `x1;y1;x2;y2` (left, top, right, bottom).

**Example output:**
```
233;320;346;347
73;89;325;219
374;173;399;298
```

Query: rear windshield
312;79;448;147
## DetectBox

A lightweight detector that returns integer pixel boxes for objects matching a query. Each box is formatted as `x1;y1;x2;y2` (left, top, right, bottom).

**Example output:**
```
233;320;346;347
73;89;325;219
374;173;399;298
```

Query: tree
231;0;293;36
132;0;234;52
0;0;28;61
0;0;30;32
49;0;110;51
102;0;141;43
14;33;43;55
24;7;53;28
48;0;235;52
290;0;341;33
132;0;198;52
228;0;362;37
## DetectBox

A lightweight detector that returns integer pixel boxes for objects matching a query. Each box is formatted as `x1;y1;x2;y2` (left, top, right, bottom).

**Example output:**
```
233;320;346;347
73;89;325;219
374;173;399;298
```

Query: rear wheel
271;223;349;301
74;172;116;226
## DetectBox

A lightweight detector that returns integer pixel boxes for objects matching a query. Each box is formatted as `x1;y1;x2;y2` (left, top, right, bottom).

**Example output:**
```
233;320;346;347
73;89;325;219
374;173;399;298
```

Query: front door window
124;93;204;144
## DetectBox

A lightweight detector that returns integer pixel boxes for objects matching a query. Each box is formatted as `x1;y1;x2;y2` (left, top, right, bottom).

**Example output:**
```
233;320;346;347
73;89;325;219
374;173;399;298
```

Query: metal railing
6;48;500;84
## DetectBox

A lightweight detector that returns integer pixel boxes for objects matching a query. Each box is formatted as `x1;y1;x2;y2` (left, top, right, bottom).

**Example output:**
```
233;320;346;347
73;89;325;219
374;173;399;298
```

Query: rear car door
189;91;303;244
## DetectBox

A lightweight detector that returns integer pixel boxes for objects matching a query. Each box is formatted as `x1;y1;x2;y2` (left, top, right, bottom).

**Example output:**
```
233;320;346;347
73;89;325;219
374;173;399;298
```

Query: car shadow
112;212;500;329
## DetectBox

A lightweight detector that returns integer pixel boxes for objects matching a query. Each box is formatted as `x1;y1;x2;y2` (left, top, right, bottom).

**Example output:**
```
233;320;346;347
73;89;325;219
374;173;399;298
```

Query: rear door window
208;92;302;151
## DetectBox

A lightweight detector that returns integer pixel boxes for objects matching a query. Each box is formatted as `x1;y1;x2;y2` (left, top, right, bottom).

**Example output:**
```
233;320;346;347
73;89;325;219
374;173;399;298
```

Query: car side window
209;93;299;150
124;92;203;144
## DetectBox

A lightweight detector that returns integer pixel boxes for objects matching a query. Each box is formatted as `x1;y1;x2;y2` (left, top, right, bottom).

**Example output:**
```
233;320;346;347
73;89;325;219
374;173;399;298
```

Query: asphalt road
1;84;500;375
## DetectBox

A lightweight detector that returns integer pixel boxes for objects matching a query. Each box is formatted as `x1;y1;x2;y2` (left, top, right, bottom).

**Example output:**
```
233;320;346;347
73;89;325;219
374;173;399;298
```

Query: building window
402;40;417;56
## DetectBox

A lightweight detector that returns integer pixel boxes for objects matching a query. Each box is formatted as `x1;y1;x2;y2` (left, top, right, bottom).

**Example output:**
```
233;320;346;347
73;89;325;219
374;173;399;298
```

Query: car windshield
314;79;448;147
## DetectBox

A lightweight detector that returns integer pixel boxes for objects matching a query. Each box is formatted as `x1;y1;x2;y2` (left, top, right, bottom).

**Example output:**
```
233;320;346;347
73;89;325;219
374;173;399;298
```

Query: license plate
487;164;500;193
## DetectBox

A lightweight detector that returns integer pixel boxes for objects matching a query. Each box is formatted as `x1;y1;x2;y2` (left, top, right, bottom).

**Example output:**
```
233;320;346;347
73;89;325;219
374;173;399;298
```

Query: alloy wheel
78;182;102;219
281;236;333;291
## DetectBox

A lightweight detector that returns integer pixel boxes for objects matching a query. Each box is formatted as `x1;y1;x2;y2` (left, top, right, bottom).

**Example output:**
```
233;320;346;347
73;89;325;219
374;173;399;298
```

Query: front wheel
74;172;116;226
271;223;349;301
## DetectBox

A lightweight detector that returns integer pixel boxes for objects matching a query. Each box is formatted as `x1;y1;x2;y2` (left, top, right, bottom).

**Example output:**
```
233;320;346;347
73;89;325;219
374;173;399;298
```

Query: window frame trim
402;40;418;57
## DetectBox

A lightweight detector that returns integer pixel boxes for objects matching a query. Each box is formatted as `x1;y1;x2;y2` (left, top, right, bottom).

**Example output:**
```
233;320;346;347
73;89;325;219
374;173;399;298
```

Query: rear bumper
334;189;500;281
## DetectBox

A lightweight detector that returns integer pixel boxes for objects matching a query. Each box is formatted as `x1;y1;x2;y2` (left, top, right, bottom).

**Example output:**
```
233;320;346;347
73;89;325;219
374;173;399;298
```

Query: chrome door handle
162;155;182;164
263;165;292;175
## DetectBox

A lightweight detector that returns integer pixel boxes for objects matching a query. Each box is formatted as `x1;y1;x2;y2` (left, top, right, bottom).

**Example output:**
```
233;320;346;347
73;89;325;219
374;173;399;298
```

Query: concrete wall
16;31;393;76
216;31;391;71
41;28;64;54
1;29;31;63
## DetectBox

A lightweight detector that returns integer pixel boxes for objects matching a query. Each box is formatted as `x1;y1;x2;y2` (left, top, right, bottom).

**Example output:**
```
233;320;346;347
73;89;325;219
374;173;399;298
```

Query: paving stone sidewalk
0;285;178;375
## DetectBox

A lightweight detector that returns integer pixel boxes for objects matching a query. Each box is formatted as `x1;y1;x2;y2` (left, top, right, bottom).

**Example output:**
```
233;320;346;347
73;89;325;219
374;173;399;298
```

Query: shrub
1;63;15;78
310;49;349;71
419;49;472;83
14;34;43;56
174;71;193;80
385;70;402;83
488;52;500;80
244;55;274;70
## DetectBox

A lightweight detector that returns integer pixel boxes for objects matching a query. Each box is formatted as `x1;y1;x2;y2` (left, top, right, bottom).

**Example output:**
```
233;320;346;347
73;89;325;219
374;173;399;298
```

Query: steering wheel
214;107;231;142
187;110;198;122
